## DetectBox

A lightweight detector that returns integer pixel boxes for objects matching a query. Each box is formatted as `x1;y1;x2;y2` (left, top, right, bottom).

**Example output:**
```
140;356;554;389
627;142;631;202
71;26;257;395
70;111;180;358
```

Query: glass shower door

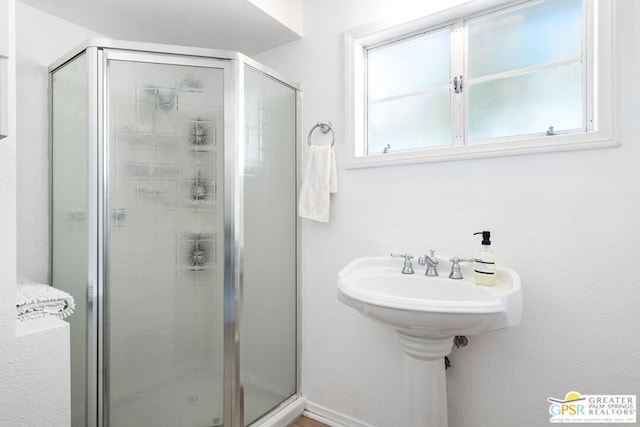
105;54;226;427
241;66;298;426
51;52;90;427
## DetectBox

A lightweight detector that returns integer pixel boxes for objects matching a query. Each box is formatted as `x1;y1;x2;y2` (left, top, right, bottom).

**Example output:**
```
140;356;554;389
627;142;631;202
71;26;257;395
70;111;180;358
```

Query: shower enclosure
49;39;300;427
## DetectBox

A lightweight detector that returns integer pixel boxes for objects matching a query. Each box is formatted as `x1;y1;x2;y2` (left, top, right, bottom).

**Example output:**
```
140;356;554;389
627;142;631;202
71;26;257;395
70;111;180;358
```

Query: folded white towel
298;144;338;222
16;281;76;322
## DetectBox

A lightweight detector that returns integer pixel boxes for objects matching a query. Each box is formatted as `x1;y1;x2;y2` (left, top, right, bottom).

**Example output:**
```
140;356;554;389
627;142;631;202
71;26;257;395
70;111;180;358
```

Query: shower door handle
87;279;95;304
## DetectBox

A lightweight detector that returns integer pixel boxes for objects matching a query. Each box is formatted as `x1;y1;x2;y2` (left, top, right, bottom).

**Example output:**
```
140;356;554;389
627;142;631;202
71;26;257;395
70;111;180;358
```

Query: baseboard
256;395;306;427
304;401;375;427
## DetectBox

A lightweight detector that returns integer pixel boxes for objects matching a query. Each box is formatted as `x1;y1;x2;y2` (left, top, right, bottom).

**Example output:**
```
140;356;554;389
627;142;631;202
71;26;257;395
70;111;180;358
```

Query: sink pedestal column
397;331;454;427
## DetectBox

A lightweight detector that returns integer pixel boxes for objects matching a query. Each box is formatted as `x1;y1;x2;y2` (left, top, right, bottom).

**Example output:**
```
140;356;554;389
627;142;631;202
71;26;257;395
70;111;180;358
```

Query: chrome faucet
391;253;415;274
418;250;439;276
449;257;475;279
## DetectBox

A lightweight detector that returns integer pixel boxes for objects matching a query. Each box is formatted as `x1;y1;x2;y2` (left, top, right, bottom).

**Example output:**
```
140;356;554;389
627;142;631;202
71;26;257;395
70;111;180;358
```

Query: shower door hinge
452;75;463;94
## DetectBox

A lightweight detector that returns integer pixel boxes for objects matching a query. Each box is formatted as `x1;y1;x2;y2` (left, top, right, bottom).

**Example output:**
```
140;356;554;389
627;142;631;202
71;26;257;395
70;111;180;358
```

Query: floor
288;416;329;427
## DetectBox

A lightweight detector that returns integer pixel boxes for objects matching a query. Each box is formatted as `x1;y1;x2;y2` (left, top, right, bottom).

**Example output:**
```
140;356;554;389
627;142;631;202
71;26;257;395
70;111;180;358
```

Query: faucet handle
448;257;474;279
391;253;415;274
391;253;414;260
418;249;437;265
449;256;475;263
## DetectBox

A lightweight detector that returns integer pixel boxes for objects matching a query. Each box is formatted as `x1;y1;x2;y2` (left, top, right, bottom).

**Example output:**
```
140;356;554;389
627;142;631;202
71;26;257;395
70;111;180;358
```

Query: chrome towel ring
308;121;335;147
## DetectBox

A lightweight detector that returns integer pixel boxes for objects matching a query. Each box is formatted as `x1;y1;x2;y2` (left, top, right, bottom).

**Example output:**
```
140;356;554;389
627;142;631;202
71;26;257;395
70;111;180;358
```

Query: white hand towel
298;144;338;222
16;281;76;322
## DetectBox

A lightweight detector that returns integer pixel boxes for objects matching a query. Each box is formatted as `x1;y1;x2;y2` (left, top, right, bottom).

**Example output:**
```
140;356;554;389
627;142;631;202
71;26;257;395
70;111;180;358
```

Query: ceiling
19;0;302;56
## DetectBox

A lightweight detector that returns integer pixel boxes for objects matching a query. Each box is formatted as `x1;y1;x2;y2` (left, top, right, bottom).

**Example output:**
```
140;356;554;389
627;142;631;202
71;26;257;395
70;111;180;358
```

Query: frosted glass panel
106;59;225;427
369;90;451;154
368;28;451;100
51;53;89;427
242;67;297;426
467;0;582;78
468;63;583;141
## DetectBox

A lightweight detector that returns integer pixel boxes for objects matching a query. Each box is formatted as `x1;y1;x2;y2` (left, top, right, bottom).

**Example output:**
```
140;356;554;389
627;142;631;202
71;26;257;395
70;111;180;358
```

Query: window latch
452;75;463;94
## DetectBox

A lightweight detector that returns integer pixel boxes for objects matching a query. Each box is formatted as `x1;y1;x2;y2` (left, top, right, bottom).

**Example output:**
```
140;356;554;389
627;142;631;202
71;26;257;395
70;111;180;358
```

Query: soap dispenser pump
473;231;496;286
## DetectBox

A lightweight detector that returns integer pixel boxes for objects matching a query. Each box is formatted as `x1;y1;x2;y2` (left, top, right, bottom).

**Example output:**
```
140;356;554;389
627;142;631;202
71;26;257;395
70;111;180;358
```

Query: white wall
248;0;303;36
9;1;640;426
0;2;103;425
0;0;20;421
1;1;71;425
255;1;640;425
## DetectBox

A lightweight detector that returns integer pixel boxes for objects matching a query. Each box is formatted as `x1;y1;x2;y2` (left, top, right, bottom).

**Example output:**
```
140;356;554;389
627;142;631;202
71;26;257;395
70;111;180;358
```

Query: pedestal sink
337;256;523;426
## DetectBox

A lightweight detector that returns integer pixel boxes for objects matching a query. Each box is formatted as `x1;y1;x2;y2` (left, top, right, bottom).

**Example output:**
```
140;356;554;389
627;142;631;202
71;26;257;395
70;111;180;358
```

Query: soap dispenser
473;231;496;286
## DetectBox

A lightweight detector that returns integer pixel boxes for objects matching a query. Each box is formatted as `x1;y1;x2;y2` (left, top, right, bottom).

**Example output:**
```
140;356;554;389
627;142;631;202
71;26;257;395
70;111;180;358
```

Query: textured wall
0;0;19;421
248;0;303;35
1;318;71;427
255;1;640;425
8;1;640;426
0;0;71;424
0;2;90;425
9;319;71;426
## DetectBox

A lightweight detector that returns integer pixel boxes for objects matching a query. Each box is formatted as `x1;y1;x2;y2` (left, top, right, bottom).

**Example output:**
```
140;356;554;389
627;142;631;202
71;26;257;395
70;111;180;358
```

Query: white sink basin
337;256;522;337
337;255;523;426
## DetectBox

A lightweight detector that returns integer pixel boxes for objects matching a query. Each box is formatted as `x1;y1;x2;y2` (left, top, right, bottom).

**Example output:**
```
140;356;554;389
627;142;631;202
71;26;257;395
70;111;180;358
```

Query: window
346;0;618;167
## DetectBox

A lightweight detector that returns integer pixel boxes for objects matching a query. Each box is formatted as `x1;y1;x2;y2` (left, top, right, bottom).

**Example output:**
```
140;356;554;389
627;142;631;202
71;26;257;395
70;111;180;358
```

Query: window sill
346;131;620;169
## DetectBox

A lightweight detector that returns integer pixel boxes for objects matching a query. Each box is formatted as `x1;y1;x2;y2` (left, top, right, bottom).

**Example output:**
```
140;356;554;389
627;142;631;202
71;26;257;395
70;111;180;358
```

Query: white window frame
345;0;618;168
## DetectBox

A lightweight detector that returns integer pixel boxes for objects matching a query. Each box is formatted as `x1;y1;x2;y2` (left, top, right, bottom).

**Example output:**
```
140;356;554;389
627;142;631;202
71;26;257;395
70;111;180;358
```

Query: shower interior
50;40;300;427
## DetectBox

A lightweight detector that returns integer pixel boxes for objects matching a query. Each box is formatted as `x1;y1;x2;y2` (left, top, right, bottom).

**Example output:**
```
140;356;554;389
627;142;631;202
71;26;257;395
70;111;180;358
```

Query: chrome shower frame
49;38;302;427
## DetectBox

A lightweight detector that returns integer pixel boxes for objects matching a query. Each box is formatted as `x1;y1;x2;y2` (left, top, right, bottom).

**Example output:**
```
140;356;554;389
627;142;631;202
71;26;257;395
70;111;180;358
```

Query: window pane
468;63;583;141
367;28;451;100
467;0;582;78
369;91;451;153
